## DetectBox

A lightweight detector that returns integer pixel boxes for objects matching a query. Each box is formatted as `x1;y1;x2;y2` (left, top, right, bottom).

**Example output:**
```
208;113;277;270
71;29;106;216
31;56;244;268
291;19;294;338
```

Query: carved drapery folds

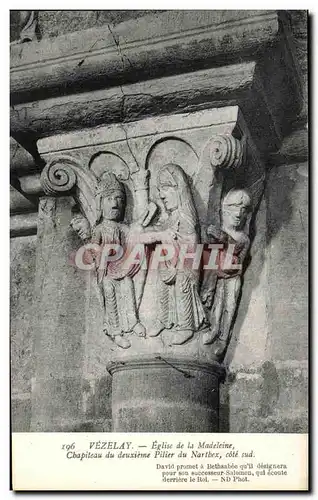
39;108;264;364
10;11;40;44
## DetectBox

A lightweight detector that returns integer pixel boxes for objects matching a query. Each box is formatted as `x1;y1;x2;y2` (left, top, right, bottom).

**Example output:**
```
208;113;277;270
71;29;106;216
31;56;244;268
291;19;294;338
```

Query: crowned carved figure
135;163;206;345
201;188;251;359
72;171;151;349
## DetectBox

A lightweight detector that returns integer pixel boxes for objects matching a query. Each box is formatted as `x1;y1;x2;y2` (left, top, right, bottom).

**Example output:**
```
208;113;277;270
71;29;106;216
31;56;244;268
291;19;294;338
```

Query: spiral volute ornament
40;156;78;196
210;135;244;169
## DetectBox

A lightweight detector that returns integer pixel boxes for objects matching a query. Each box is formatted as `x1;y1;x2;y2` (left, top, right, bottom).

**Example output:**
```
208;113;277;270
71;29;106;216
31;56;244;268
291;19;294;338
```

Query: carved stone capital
36;107;265;368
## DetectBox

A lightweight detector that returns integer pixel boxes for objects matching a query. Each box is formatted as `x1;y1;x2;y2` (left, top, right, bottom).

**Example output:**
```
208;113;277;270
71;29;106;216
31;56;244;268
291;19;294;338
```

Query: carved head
157;163;199;234
222;189;251;231
158;165;179;212
97;173;126;222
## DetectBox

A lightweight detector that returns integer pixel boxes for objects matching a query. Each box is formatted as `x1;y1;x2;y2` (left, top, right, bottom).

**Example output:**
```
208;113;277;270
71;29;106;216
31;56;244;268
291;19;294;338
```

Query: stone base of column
107;357;225;432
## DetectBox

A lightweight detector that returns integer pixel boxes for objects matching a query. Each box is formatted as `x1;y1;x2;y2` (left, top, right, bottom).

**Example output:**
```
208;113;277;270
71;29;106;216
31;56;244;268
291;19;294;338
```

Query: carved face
102;190;125;221
222;190;250;230
159;185;178;212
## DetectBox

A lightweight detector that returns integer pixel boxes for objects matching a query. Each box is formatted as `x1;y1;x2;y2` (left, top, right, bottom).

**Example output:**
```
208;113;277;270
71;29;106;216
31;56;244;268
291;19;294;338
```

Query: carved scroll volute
41;156;77;196
204;134;246;233
40;155;101;228
209;135;245;170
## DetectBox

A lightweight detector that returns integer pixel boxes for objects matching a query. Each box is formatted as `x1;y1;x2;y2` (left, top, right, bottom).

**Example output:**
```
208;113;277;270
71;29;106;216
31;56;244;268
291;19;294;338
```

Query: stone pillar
109;358;224;432
30;195;113;431
30;196;87;431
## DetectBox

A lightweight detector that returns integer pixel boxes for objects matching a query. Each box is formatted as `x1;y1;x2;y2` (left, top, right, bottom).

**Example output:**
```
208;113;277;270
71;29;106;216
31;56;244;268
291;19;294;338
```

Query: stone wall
11;235;36;431
10;10;165;41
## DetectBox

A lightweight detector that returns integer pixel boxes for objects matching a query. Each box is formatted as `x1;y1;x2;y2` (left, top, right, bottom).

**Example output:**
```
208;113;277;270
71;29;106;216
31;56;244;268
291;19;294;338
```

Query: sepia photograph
9;7;309;491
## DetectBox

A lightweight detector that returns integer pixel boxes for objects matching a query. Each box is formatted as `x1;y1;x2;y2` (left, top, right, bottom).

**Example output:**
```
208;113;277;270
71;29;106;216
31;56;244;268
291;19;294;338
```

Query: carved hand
130;221;143;235
207;224;226;242
161;228;178;243
201;288;213;307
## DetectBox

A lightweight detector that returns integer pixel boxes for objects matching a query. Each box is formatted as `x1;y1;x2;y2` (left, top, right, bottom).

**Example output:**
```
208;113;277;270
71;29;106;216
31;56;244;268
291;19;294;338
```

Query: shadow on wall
62;375;112;432
219;361;280;432
219;163;304;431
228;163;301;365
219;358;308;433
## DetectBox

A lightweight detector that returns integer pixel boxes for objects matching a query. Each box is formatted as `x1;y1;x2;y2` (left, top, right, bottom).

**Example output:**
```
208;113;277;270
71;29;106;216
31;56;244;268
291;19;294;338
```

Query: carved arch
89;151;130;181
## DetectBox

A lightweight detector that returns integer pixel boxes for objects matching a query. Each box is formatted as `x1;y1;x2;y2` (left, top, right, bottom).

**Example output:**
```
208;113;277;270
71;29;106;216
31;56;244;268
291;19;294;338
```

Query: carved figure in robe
201;189;251;358
135;163;206;345
71;172;155;349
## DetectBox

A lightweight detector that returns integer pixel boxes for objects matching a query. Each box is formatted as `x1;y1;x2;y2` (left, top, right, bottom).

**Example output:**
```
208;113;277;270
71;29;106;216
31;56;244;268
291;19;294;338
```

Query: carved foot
133;322;146;337
202;329;219;345
169;329;194;346
113;335;131;349
212;339;228;360
147;320;165;338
